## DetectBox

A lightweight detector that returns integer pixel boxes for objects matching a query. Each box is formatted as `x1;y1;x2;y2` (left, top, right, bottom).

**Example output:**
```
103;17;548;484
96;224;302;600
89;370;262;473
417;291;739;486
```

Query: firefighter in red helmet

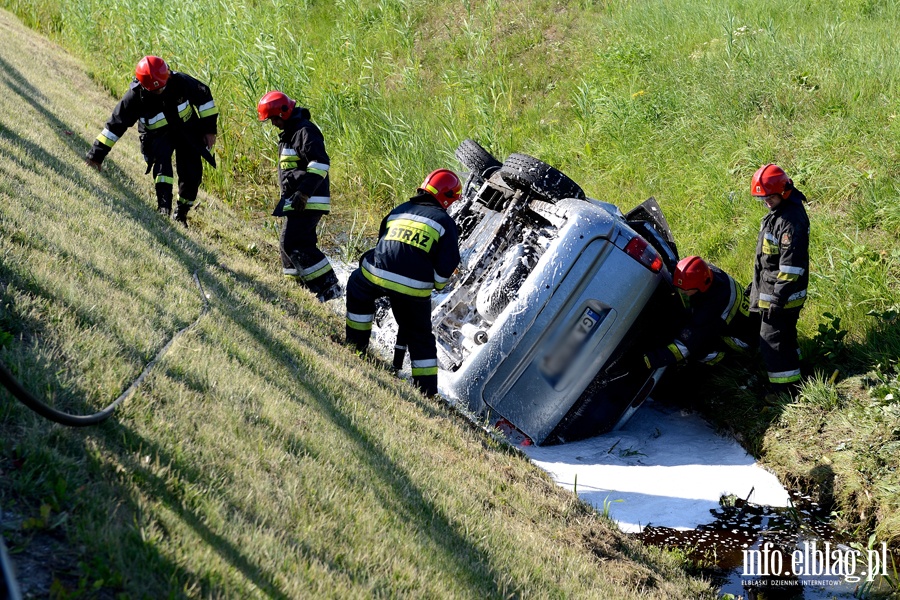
643;256;757;370
257;90;340;302
345;170;462;396
86;56;218;226
749;164;810;399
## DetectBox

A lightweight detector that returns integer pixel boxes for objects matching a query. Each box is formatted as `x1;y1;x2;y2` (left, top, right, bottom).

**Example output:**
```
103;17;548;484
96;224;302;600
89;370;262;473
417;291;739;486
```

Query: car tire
499;153;585;202
455;139;502;177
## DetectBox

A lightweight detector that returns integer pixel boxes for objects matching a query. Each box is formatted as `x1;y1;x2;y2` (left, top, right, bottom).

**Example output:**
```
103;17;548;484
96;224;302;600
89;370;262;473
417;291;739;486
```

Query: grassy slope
0;9;715;598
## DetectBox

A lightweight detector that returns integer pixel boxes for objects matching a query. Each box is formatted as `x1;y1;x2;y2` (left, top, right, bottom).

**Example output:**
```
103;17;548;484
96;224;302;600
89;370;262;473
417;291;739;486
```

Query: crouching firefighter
258;91;340;302
643;256;758;370
345;170;462;397
86;56;218;226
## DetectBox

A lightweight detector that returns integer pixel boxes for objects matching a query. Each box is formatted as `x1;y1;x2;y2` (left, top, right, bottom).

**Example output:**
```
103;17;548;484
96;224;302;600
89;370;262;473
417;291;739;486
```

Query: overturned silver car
434;140;684;445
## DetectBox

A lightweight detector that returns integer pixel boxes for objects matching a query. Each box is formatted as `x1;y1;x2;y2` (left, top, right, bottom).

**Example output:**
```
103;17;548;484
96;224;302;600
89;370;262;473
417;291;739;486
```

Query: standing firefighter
749;164;810;398
257;91;340;302
345;170;462;397
643;256;757;370
86;56;218;226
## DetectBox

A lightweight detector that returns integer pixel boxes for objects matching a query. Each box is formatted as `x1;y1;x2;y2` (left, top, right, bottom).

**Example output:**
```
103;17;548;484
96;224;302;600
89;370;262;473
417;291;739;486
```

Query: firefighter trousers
280;212;337;295
144;135;203;210
760;307;802;389
345;268;438;396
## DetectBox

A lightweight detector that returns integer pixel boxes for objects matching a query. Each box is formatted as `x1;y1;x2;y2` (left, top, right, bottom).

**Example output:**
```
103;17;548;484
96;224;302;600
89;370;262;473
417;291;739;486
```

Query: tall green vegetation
4;0;899;352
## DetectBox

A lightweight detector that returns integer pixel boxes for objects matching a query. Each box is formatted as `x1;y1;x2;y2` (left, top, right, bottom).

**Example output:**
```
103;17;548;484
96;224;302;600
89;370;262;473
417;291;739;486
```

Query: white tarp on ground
328;259;790;533
521;399;791;533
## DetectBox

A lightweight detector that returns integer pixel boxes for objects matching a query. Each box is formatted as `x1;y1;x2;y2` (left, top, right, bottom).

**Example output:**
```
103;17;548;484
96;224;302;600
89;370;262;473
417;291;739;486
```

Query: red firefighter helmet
673;255;713;293
751;164;792;197
257;91;296;121
419;169;462;208
135;56;170;91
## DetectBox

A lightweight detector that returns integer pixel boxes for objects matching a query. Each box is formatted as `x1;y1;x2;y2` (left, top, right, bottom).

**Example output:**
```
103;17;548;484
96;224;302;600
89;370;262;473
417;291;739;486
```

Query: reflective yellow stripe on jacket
758;290;807;309
762;232;779;255
197;100;218;119
305;196;331;211
720;275;748;324
95;128;119;148
142;111;168;130
279;148;300;169
361;259;433;298
307;161;329;178
777;264;805;282
177;100;192;122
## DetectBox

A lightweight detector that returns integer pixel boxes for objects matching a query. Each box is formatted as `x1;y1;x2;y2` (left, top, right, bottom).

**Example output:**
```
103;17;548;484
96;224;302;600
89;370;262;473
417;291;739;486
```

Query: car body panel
441;197;665;444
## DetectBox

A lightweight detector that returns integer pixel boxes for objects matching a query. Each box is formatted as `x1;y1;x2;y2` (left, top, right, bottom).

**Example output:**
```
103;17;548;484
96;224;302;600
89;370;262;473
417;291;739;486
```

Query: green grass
3;0;900;588
0;9;716;598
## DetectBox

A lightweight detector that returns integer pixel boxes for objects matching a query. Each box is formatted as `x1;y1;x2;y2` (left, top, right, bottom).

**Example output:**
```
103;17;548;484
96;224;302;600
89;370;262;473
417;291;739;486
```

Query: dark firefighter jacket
361;193;460;298
272;108;331;216
750;189;810;311
649;265;754;367
87;72;218;165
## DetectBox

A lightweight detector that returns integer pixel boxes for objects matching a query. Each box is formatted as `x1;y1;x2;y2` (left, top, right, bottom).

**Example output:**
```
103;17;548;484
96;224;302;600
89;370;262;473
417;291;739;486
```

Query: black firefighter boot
157;193;172;217
173;201;190;227
316;271;343;303
763;381;801;405
392;344;407;373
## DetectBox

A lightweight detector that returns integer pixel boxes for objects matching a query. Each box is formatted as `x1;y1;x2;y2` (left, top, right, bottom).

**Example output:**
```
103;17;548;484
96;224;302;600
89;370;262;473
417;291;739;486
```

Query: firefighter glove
85;156;103;172
767;304;783;320
290;191;309;211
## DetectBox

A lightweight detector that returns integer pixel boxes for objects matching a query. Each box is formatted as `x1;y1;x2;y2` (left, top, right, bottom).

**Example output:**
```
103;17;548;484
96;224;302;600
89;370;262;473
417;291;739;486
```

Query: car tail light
623;237;663;273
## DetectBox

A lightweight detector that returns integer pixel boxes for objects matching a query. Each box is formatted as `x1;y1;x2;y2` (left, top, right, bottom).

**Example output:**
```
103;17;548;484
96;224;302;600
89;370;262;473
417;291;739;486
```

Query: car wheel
455;139;502;177
499;153;585;202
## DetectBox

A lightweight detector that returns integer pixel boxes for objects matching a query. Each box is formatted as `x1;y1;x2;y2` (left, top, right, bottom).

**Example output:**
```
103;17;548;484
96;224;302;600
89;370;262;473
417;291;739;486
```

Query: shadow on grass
850;314;900;374
3;223;503;595
84;429;294;599
156;273;507;592
75;289;508;596
0;50;518;598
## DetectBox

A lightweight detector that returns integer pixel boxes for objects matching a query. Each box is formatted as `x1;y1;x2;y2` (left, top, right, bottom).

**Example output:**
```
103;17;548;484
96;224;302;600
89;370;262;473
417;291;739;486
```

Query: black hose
0;272;209;427
0;532;22;600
